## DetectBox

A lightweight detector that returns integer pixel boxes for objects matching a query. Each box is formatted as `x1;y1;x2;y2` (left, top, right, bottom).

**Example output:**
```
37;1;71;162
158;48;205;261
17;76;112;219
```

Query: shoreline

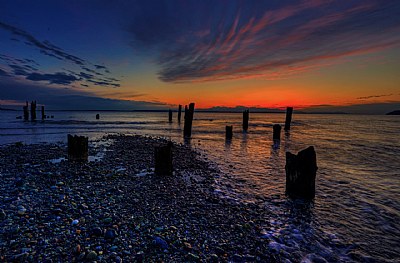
0;135;280;262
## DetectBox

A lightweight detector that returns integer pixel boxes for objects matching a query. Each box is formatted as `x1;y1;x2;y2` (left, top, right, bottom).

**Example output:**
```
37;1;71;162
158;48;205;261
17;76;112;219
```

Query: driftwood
285;146;318;199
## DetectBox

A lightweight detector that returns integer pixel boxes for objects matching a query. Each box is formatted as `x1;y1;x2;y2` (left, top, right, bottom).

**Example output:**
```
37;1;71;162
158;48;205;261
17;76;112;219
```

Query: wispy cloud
127;0;400;83
357;94;393;100
0;21;120;88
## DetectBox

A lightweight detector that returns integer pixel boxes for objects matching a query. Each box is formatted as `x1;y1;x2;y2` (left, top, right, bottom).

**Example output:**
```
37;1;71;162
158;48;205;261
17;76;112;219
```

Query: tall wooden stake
178;105;182;123
168;109;172;123
41;106;45;120
30;101;36;121
226;125;233;139
155;141;173;176
243;109;249;131
183;103;195;137
285;146;318;199
284;107;293;131
23;101;29;121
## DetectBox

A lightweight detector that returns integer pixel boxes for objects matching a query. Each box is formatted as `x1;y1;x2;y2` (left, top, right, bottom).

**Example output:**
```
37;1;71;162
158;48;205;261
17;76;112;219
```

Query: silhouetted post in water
68;134;88;162
154;141;173;176
284;107;293;131
184;103;195;137
30;101;36;121
168;109;172;123
41;106;45;120
285;146;318;199
226;125;233;139
243;109;249;131
178;105;182;123
273;124;281;141
23;101;29;121
96;114;100;120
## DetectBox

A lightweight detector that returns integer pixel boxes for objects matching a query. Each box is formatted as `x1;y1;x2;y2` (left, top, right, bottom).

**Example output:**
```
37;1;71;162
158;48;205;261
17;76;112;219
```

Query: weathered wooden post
96;114;100;120
23;101;29;121
154;141;173;176
41;106;45;120
30;101;36;121
273;124;281;141
285;146;318;199
183;103;195;137
243;110;249;131
68;134;88;161
177;105;182;123
284;107;293;131
226;125;233;139
168;109;172;123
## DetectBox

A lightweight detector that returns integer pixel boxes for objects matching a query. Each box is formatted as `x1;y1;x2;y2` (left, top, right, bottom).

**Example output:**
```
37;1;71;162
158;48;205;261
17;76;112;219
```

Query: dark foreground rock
0;135;281;262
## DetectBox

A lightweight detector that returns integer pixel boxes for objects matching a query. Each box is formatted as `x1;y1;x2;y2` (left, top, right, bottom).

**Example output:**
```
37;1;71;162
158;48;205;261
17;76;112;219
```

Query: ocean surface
1;110;399;262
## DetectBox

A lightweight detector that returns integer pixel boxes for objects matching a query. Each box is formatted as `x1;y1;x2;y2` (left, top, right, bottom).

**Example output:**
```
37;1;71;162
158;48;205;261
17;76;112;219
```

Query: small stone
91;227;103;237
0;209;6;220
109;246;118;252
153;236;168;249
71;219;79;226
104;229;117;240
86;251;98;261
17;206;26;215
103;217;112;224
75;244;81;254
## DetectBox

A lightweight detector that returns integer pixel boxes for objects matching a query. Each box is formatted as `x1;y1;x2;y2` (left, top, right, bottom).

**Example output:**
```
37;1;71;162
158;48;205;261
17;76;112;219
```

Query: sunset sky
1;0;399;113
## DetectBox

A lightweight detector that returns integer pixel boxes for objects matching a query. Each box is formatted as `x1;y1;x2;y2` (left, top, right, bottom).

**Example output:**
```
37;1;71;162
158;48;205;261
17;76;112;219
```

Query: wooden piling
168;109;172;123
68;134;88;161
30;101;36;121
284;107;293;131
154;141;173;176
96;114;100;120
243;110;249;131
41;106;45;120
23;101;29;121
226;125;233;139
178;105;182;123
285;146;318;199
273;124;281;141
183;103;195;137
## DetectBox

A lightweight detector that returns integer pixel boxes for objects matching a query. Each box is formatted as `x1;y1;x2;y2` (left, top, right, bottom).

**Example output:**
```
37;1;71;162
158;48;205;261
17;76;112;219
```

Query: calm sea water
1;110;399;262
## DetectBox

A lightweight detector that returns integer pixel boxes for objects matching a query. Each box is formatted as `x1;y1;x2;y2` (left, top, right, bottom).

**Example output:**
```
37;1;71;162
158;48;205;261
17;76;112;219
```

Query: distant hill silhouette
386;110;400;115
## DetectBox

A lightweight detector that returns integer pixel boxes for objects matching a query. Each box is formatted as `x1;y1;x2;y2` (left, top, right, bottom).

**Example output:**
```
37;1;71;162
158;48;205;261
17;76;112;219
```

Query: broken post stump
273;124;281;141
243;109;249;131
168;109;172;123
30;101;36;121
68;134;88;161
178;105;182;123
96;114;100;120
226;125;233;139
41;106;45;120
284;107;293;131
23;101;29;121
154;141;173;176
285;146;318;199
183;103;195;137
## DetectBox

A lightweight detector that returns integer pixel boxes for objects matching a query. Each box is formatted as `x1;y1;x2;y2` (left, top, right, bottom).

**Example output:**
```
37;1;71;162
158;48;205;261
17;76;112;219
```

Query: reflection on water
1;111;399;262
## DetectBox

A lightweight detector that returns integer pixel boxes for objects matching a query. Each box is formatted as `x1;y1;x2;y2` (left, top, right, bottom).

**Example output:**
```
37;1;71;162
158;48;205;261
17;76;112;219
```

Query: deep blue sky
1;0;400;112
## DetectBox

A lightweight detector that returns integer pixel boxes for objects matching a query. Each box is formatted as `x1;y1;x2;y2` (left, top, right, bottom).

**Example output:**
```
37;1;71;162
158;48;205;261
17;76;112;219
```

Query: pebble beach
0;135;280;262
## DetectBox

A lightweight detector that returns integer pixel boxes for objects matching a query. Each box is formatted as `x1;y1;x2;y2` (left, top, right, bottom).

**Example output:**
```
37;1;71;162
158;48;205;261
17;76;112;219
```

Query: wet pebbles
0;135;279;262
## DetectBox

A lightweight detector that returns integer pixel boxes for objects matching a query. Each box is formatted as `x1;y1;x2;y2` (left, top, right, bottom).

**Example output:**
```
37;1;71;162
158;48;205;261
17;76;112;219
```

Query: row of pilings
61;103;317;201
21;101;52;121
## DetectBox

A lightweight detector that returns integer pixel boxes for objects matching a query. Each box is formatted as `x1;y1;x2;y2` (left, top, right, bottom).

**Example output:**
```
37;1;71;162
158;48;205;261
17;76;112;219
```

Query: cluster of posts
21;101;53;121
65;102;317;200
